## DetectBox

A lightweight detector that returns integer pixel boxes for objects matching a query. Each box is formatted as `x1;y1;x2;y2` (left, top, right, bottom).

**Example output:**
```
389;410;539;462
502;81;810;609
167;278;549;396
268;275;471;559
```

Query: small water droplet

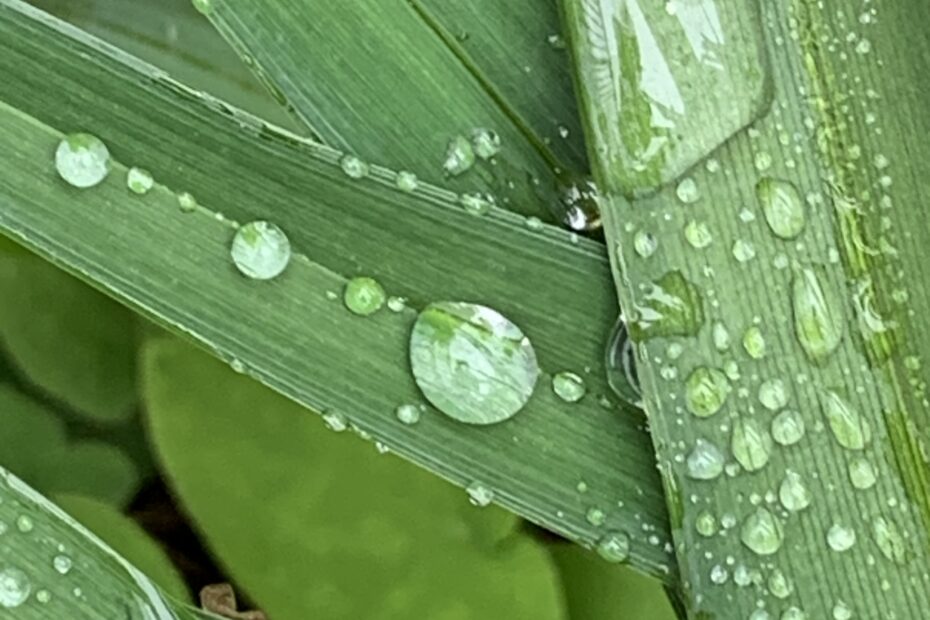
35;589;51;604
695;510;717;537
684;220;713;249
322;411;348;432
340;154;370;179
524;216;544;231
779;470;811;512
848;458;876;489
395;171;419;192
793;267;844;363
758;378;789;411
771;410;805;446
15;516;32;533
466;482;494;507
826;523;856;552
470;128;501;160
557;176;601;232
343;277;386;316
713;322;731;351
820;390;871;450
740;507;784;556
126;167;154;195
387;296;407;312
177;191;198;213
686;439;725;480
595;531;630;563
732;239;757;262
630;271;705;340
633;230;658;258
0;567;31;608
443;135;475;176
676;178;700;204
742;326;766;359
552;371;586;403
52;555;72;575
55;133;111;188
585;507;606;527
394;404;423;426
709;564;728;584
832;601;853;620
767;568;792;598
872;516;907;564
230;221;291;281
685;367;730;418
459;192;495;216
409;302;538;425
732;418;772;472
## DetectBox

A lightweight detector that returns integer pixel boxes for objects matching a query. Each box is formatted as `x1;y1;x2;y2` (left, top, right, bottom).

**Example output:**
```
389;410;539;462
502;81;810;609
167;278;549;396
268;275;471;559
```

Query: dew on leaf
742;326;766;359
340;154;370;179
629;271;704;340
459;192;495;216
443;135;475;176
757;178;806;239
793;267;844;363
395;171;419;192
826;524;856;552
343;277;386;316
731;418;772;472
470;128;501;160
52;555;72;575
779;470;811;512
848;458;876;490
771;410;805;446
552;371;586;403
595;531;630;563
0;567;30;608
605;318;642;407
820;390;871;450
685;367;730;418
230;221;291;281
55;133;111;188
178;191;198;213
686;438;725;480
758;378;789;411
872;516;907;564
740;507;784;556
126;167;154;195
684;220;713;249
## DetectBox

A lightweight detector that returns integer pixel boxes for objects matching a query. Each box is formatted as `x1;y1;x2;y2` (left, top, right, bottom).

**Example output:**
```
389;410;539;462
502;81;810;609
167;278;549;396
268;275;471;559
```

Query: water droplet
749;610;771;620
686;439;725;480
35;589;51;604
126;167;154;195
322;411;348;432
685;367;730;418
757;178;805;239
872;516;907;564
605;318;641;406
848;458;876;490
742;326;766;359
470;128;501;160
230;221;291;281
387;296;407;313
55;133;111;188
782;607;806;620
630;271;704;340
52;555;72;575
633;230;658;258
552;371;586;403
443;135;475;176
459;192;495;216
758;379;789;410
832;601;852;620
340;154;370;179
754;151;773;171
343;277;386;316
710;564;728;584
15;516;32;533
466;482;494;507
676;178;700;203
820;390;871;450
793;267;844;363
595;531;630;563
557;176;601;232
525;216;544;231
684;220;713;248
395;171;419;192
771;410;805;446
394;404;423;426
585;507;607;527
409;302;538;425
177;191;198;213
732;239;757;262
695;510;717;537
732;418;772;472
712;322;731;350
0;522;6;536
767;568;792;598
740;508;784;556
191;0;213;15
779;470;811;512
0;567;31;608
826;523;856;552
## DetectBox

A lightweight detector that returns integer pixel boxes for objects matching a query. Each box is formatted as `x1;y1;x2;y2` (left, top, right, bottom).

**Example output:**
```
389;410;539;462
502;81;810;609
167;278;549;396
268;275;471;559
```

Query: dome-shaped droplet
395;171;419;192
832;601;852;620
15;516;32;533
0;567;31;608
595;531;630;563
585;507;606;527
605;318;641;407
686;439;725;480
848;458;876;489
758;378;789;411
340;154;370;179
230;221;291;281
126;167;154;195
732;418;772;472
466;482;494;507
771;410;805;446
767;569;792;599
633;230;658;258
820;390;871;450
394;404;424;426
779;470;811;512
552;371;586;403
872;516;907;564
826;524;856;552
55;133;111;188
443;135;475;176
684;220;713;249
409;302;538;425
757;178;806;239
740;508;783;556
793;267;844;363
52;555;72;575
343;277;386;316
191;0;213;15
742;326;766;359
695;510;717;537
676;178;700;203
685;367;730;418
470;128;501;160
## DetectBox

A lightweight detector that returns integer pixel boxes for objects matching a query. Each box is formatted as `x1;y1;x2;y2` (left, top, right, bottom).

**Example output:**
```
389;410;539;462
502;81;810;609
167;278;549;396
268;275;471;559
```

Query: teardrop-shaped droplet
409;302;538;425
731;418;772;472
848;458;876;490
685;367;730;418
630;271;704;340
757;178;806;239
771;409;805;446
792;267;844;363
779;470;811;512
820;390;871;450
605;317;642;407
686;438;725;480
872;516;907;564
740;508;784;556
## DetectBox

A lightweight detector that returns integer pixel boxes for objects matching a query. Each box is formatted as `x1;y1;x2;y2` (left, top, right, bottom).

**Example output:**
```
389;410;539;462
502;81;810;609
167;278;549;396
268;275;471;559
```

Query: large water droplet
630;271;704;340
686;438;725;480
757;178;806;239
595;531;630;563
758;378;789;411
126;167;154;195
0;567;31;608
740;507;784;556
230;221;291;281
872;516;907;564
767;569;792;599
343;277;386;316
826;524;856;552
443;135;475;176
848;458;876;490
820;390;871;450
793;267;844;363
605;318;642;406
731;418;772;472
552;371;586;403
409;302;538;425
685;367;730;418
55;133;111;188
779;470;811;512
771;410;805;446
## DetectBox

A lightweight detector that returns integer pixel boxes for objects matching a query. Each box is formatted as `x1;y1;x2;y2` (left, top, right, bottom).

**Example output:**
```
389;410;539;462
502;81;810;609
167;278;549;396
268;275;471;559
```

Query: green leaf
0;384;139;505
0;466;219;618
564;0;930;616
0;254;137;423
550;542;676;620
0;0;674;581
196;0;587;219
53;493;190;601
142;336;566;619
